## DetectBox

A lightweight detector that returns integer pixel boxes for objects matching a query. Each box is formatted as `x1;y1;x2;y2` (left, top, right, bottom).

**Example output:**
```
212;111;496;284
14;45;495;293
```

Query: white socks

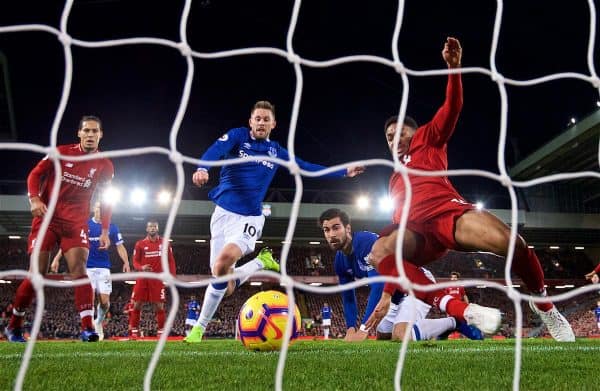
197;282;228;329
233;259;263;288
96;303;107;326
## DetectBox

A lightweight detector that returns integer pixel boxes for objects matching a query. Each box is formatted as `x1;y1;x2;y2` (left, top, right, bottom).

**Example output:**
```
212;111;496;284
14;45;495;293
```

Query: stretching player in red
128;220;176;339
366;37;574;341
4;115;114;342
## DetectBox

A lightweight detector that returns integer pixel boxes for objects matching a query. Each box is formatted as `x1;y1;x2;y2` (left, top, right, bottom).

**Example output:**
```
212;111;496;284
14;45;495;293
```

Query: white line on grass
2;344;600;360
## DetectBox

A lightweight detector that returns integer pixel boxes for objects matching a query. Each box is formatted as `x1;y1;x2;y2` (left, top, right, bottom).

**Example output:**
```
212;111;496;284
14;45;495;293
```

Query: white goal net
1;1;600;390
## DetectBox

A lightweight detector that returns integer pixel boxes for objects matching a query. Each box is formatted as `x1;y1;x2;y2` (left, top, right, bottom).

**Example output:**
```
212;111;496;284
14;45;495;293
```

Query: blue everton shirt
187;300;200;320
334;231;382;328
322;305;331;320
198;127;346;216
86;218;123;269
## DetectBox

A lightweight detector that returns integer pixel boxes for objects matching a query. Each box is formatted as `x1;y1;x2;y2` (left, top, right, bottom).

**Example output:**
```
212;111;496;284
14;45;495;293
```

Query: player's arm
27;155;53;217
132;242;149;271
422;37;463;147
361;269;384;329
97;163;115;250
116;244;130;272
335;256;359;335
193;128;242;187
110;225;130;272
49;249;63;273
279;148;364;179
364;291;392;331
585;263;600;283
462;288;470;304
167;245;176;275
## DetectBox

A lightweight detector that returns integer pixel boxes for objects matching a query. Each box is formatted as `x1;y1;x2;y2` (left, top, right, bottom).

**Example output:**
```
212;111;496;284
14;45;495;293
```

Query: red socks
444;298;469;322
512;247;553;312
156;309;166;330
378;254;472;319
8;279;34;329
74;275;94;330
129;309;141;331
379;254;443;305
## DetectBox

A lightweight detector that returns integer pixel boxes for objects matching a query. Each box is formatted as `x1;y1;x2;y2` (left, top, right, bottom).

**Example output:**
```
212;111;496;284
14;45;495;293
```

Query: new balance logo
402;155;411;165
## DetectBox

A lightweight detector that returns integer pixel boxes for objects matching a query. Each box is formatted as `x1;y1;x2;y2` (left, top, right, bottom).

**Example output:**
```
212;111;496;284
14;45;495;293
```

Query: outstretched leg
455;210;574;342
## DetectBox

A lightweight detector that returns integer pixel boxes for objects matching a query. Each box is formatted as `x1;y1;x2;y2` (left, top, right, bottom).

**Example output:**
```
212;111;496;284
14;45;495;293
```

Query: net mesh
1;1;600;390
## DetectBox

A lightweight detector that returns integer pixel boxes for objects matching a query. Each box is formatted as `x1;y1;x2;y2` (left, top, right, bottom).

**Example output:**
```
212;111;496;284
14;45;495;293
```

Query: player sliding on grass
320;208;482;342
185;101;365;343
365;37;574;342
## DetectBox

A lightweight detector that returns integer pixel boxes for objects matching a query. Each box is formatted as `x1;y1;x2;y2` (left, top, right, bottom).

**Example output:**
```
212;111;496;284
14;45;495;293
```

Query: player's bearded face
249;108;276;140
322;219;349;251
146;223;159;237
386;123;415;157
78;120;103;152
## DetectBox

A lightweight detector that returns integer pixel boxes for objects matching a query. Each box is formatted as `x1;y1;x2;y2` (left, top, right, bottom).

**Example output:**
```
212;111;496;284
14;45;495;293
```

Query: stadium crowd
1;240;599;340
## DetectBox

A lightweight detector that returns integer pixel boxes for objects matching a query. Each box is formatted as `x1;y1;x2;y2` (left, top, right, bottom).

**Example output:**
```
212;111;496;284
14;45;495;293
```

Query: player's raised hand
364;292;391;330
98;231;111;250
192;169;209;187
442;37;462;68
346;165;365;178
29;196;48;217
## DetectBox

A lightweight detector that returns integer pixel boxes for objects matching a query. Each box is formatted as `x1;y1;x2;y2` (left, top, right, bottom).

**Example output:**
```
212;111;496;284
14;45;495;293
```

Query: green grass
1;339;599;390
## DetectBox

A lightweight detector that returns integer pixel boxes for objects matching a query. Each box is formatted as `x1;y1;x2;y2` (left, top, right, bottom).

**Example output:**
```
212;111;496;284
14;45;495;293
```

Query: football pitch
1;339;598;390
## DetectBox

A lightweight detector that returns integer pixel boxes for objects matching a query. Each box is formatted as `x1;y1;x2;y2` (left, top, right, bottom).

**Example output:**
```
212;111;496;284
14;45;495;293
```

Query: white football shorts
209;206;265;271
185;318;197;327
86;267;112;295
321;318;331;327
376;267;435;333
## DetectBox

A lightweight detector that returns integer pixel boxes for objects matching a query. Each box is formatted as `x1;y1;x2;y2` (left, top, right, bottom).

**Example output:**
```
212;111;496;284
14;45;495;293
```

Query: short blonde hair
251;100;275;119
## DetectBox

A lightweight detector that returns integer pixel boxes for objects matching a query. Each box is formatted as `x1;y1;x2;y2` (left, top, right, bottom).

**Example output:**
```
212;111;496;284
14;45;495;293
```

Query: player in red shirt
444;272;469;303
366;37;574;342
128;220;176;339
4;115;114;343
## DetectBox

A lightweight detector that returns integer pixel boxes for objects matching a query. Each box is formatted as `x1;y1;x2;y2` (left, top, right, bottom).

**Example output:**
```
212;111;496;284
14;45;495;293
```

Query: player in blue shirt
321;302;332;339
185;101;364;343
319;208;483;342
51;202;130;340
184;296;201;336
595;301;600;333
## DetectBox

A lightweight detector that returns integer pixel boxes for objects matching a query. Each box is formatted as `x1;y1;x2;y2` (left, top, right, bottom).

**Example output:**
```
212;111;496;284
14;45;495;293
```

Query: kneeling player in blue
319;208;483;342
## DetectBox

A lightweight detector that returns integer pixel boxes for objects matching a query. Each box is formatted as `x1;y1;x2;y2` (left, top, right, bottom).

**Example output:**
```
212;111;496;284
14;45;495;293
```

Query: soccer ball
237;290;301;351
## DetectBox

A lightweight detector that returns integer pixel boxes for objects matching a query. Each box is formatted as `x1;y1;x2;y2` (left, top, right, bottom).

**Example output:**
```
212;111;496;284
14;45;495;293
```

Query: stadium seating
1;240;598;339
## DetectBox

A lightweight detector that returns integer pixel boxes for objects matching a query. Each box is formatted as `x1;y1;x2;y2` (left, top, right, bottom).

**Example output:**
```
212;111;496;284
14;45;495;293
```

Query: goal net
1;1;599;390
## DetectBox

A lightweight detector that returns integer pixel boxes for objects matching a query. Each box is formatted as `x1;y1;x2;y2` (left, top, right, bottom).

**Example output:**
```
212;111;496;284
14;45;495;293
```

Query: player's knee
212;262;230;277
